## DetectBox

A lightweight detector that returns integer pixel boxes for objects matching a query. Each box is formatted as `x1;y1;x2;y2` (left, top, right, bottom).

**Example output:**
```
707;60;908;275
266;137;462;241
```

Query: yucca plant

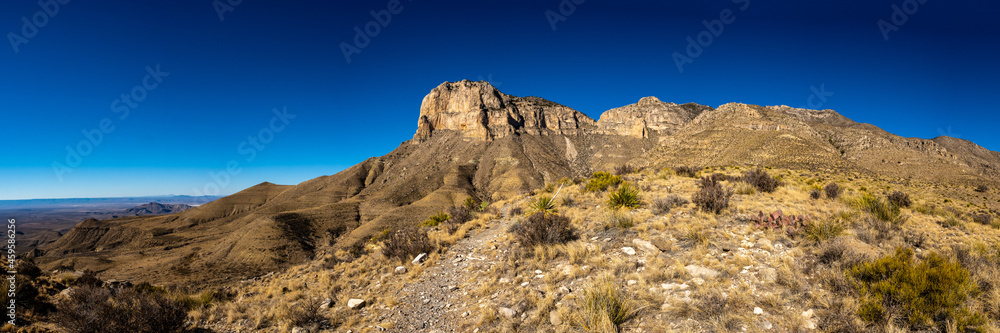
607;182;641;210
528;195;557;214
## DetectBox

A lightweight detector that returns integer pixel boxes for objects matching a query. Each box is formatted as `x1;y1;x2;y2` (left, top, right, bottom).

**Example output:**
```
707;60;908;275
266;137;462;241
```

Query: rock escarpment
596;96;712;138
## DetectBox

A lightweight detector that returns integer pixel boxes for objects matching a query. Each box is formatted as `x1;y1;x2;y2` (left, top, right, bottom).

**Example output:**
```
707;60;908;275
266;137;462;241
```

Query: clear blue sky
1;0;997;200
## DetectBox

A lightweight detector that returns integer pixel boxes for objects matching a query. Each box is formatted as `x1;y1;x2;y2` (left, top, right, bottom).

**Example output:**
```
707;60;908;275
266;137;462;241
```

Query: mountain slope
37;80;1000;286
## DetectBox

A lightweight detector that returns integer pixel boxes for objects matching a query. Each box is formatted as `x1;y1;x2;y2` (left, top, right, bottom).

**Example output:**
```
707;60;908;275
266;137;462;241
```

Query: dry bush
741;168;783;193
975;184;989;193
651;195;687;215
284;296;327;327
613;164;637;176
673;166;700;178
825;182;843;199
52;286;187;333
509;212;577;247
692;176;733;214
971;213;993;226
381;227;434;260
886;191;912;208
810;189;822;200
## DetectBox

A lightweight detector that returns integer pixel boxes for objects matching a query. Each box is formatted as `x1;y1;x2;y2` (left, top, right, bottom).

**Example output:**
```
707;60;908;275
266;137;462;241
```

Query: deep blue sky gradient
1;0;998;200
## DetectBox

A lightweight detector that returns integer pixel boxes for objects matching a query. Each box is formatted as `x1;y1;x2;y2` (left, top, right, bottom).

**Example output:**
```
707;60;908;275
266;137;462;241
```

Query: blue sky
0;0;997;200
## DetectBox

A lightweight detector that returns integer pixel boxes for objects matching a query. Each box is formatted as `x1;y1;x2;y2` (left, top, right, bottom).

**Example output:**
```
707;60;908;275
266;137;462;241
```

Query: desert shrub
509;212;576;247
528;195;558;214
447;206;471;224
751;210;808;236
422;211;450;227
825;182;843;199
854;193;906;225
463;197;479;211
692;176;734;214
848;248;984;331
571;277;640;332
673;166;700;178
971;213;993;226
607;211;635;229
810;189;822;200
382;227;434;260
733;181;756;195
586;172;622;192
478;201;490;212
75;269;102;287
886;191;912;208
52;286;188;333
607;182;641;210
741;168;783;193
285;296;327;327
651;195;688;215
975;185;989;193
561;195;576;208
803;218;845;243
614;164;636;176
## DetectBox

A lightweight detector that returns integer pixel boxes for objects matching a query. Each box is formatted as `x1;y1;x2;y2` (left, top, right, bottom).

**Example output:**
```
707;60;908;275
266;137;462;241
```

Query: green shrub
692;176;734;214
607;182;641;210
854;193;906;225
509;212;577;247
571;277;641;332
528;195;558;214
825;182;843;199
586;172;622;192
422;211;451;227
848;248;984;331
741;168;783;193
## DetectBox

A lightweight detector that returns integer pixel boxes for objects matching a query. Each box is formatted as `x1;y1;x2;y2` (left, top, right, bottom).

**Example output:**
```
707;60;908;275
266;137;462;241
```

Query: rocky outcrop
596;96;712;138
414;80;594;142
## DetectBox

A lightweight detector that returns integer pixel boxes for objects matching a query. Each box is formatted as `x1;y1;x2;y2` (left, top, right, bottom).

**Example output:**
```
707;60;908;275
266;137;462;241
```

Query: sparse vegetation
586;172;622;192
692;176;733;214
52;286;188;333
606;182;641;210
571;277;641;332
741;168;783;193
848;248;983;331
509;212;576;247
854;193;906;225
382;227;434;260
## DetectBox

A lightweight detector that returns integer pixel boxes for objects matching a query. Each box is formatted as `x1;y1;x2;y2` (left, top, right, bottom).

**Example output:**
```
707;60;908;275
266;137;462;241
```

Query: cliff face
414;81;595;142
596;96;713;138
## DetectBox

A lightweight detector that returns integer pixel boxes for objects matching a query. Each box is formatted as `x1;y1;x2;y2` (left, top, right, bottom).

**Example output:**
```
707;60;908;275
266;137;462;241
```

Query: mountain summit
38;81;1000;286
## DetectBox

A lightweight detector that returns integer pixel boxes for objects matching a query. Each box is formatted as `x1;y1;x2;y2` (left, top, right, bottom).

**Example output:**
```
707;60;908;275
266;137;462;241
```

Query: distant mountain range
37;80;1000;286
0;195;220;209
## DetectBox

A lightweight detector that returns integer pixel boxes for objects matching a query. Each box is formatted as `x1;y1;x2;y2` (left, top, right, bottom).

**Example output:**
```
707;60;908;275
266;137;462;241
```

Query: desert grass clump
528;195;558;214
825;182;843;199
854;193;906;225
52;286;188;333
741;168;783;193
422;211;451;227
607;182;641;210
673;166;700;178
651;195;688;215
571;277;641;332
886;191;912;208
586;172;622;192
848;248;984;331
803;218;845;243
509;212;577;247
607;211;635;229
692;176;734;214
382;227;434;260
732;181;756;195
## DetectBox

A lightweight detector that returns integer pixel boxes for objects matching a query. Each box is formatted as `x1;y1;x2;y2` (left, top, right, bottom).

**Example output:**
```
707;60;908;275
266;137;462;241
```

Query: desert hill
36;80;1000;286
